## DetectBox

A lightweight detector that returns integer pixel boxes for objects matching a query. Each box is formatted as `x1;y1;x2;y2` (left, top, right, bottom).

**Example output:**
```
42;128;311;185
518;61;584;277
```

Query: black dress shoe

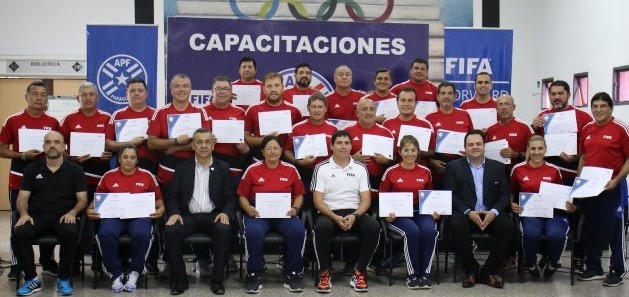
211;281;225;295
462;274;476;288
170;288;185;295
480;274;504;288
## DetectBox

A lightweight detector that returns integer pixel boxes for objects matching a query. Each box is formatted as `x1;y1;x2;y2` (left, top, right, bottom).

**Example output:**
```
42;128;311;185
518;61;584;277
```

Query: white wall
501;0;629;122
0;0;134;59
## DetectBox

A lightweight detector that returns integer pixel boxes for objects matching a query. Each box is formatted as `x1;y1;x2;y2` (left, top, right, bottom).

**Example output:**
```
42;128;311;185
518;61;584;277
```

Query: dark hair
170;73;191;89
464;129;486;145
438;81;456;94
475;72;492;82
26;81;48;93
307;92;327;107
397;87;417;101
331;130;351;145
591;91;614;109
212;75;232;87
192;128;213;140
411;58;429;70
127;78;147;90
260;135;282;152
399;135;421;152
118;144;138;162
374;68;392;80
549;80;570;94
294;63;312;74
239;56;257;69
263;72;283;84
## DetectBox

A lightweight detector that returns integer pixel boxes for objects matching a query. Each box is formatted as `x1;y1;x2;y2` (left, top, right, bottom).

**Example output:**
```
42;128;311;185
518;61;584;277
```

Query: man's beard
297;78;311;88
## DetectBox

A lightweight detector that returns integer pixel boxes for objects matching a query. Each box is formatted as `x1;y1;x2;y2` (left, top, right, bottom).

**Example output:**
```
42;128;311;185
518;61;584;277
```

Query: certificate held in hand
519;192;553;218
418;190;452;215
70;132;105;157
293;134;328;159
167;113;202;138
255;193;292;218
361;134;393;159
18;129;49;152
569;166;613;198
378;192;413;217
543;110;577;134
435;130;466;154
375;98;399;119
232;85;262;106
258;110;293;135
94;192;128;218
212;120;244;143
114;118;148;142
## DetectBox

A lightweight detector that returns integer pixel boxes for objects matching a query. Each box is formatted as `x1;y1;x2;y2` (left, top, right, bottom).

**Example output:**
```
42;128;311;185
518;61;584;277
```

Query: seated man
311;130;381;293
444;129;516;289
12;131;88;296
163;128;236;295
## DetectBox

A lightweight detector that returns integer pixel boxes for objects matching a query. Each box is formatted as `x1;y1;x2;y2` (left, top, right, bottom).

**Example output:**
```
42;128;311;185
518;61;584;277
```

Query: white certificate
258;110;293;135
484;139;510;164
418;190;452;215
232;85;261;106
375;98;399;119
18;129;49;152
397;125;432;151
538;181;573;210
255;193;291;218
543;110;578;134
435;129;466;154
114;118;148;142
414;101;437;119
292;95;310;117
94;192;129;219
327;119;356;130
519;192;554;218
120;192;156;219
378;192;413;217
544;133;577;156
167;113;202;138
212;120;244;143
293;134;328;159
361;134;393;159
69;132;105;157
570;166;614;198
467;108;497;130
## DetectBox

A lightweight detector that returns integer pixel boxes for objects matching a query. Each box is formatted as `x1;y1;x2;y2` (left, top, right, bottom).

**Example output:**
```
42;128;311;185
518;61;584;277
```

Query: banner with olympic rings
167;17;429;105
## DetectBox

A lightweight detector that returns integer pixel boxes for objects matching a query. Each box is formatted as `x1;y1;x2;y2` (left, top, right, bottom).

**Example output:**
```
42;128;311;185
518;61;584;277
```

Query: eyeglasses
213;87;230;92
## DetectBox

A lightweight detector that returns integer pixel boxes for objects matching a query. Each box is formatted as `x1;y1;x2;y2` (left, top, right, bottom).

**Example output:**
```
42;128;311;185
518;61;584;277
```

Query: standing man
485;95;533;172
244;72;302;163
326;65;365;121
531;80;593;184
425;82;474;189
390;58;438;102
232;56;265;108
282;62;318;104
0;81;60;279
105;78;158;174
460;72;496;110
13;131;88;296
312;130;381;293
444;130;515;289
362;68;397;123
577;92;629;286
60;82;113;196
163;128;236;295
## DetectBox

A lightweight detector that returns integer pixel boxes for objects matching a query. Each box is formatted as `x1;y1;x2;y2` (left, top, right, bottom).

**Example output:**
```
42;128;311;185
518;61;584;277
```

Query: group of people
1;55;627;296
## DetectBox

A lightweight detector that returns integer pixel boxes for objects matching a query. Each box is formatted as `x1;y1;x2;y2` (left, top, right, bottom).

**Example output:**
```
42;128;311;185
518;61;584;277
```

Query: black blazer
165;157;237;218
444;157;510;216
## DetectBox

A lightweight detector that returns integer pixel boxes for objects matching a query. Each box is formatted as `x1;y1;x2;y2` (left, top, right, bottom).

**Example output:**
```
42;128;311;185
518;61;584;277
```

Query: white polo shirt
311;157;370;211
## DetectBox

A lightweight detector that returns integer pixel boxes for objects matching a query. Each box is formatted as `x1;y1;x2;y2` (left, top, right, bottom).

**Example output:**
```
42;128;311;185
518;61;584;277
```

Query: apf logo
445;58;493;75
97;54;147;105
279;68;334;95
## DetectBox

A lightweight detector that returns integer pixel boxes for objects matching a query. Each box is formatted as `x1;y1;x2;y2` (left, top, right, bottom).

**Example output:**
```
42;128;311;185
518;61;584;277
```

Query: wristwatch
352;212;360;220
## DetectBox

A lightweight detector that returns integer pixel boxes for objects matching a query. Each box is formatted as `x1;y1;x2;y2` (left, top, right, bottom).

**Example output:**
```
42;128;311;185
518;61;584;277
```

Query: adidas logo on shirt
397;178;404;182
353;136;359;141
391;130;397;135
113;183;119;188
35;174;43;179
492;136;497;140
435;122;442;127
585;135;591;140
258;177;265;182
523;176;529;181
334;104;340;108
75;124;82;129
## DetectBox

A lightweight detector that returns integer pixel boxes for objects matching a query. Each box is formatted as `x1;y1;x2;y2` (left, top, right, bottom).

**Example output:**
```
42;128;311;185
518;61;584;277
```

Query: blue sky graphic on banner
167;17;428;105
444;28;513;107
87;25;158;114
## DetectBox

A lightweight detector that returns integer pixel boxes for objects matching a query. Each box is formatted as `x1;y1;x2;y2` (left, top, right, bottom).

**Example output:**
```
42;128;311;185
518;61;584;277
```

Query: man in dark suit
164;128;236;295
444;129;516;289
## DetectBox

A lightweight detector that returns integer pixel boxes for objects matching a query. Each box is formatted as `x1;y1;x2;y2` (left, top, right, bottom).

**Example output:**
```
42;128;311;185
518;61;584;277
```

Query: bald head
356;98;376;127
43;131;65;159
496;94;516;123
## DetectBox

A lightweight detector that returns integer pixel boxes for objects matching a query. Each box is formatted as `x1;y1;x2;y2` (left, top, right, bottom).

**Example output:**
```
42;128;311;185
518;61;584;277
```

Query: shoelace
319;274;330;286
355;273;366;285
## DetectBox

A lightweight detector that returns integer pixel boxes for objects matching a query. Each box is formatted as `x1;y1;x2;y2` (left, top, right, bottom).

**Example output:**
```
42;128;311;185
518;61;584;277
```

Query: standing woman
238;135;306;293
380;135;438;289
510;135;576;279
577;92;629;286
87;145;165;292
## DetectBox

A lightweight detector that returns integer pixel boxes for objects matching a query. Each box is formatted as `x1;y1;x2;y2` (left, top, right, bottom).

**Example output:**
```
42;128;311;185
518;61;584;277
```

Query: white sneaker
123;271;139;292
111;275;124;293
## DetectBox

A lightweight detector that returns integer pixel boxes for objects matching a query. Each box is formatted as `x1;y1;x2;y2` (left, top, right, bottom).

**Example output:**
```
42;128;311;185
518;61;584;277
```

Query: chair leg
92;251;100;289
387;240;393;286
453;249;458;283
436;241;440;284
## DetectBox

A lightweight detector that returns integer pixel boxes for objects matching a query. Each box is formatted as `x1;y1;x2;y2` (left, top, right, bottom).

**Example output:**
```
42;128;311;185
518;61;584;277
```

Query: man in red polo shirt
363;68;397;124
390;58;438;102
232;56;265;109
326;65;365;121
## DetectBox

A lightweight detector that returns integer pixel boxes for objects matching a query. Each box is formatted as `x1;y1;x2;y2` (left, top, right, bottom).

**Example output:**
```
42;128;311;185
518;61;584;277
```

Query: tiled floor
0;210;627;296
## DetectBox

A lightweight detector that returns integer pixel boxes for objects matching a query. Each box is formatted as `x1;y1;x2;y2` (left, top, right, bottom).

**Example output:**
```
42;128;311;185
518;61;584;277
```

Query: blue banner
167;17;429;105
444;28;513;107
87;25;158;114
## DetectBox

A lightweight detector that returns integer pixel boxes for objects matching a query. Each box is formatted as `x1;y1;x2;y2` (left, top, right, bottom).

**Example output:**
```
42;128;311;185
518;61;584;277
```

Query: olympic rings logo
229;0;394;22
